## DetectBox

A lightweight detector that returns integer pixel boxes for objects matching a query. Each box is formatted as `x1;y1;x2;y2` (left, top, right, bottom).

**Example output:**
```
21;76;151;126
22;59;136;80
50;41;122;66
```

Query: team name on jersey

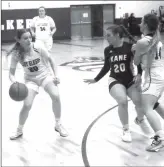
110;55;127;63
37;23;48;27
23;58;40;67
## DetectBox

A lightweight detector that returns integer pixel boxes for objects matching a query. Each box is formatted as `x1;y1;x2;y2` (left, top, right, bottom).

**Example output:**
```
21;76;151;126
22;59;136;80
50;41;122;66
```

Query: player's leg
153;90;164;119
44;38;53;52
127;84;152;134
154;102;164;119
109;77;131;142
10;81;38;140
141;83;164;151
42;76;68;137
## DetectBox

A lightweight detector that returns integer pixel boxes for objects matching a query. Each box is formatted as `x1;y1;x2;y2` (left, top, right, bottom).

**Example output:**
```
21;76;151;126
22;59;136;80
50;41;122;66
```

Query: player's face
106;30;117;44
39;8;46;17
19;32;32;50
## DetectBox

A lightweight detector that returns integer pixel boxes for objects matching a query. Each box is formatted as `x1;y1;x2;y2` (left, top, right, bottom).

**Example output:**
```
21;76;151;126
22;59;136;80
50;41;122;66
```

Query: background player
30;6;56;52
133;13;164;152
84;25;151;143
8;29;68;140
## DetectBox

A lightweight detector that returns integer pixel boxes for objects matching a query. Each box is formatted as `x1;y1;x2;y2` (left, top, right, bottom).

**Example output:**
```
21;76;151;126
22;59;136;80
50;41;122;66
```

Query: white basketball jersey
19;44;51;80
140;36;164;83
140;36;164;69
32;16;55;40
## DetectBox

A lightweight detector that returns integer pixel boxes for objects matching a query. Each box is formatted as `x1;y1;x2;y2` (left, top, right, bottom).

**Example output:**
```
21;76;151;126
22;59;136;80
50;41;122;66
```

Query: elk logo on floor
60;57;104;71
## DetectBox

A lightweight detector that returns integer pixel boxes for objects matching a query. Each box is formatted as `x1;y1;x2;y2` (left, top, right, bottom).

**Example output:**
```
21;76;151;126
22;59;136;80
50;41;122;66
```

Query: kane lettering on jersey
94;42;135;84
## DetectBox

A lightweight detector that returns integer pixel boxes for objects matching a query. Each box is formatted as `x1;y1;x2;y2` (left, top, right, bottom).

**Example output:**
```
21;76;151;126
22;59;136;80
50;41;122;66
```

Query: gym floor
2;36;164;166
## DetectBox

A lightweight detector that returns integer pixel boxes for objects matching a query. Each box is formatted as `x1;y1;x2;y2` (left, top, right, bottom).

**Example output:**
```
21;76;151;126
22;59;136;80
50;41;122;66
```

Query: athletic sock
123;124;129;131
17;125;24;132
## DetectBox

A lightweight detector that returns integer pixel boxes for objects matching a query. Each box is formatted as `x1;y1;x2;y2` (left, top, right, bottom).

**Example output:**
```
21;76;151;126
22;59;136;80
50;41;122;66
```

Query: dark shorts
108;77;135;91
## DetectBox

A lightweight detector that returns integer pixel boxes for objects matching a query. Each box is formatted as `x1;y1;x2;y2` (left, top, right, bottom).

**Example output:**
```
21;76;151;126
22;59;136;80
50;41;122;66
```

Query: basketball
9;82;28;101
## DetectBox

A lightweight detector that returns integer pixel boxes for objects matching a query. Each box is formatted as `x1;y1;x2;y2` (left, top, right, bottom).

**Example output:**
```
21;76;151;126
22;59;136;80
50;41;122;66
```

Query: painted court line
81;103;126;167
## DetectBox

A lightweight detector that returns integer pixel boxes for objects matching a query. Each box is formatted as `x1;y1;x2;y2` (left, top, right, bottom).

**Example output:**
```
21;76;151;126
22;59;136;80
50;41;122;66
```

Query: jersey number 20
28;66;38;72
114;63;125;73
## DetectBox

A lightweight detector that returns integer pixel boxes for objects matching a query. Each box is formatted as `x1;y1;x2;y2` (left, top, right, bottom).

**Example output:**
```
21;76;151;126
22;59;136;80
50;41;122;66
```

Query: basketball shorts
108;77;134;91
25;74;54;93
35;38;53;52
142;68;164;98
142;81;164;98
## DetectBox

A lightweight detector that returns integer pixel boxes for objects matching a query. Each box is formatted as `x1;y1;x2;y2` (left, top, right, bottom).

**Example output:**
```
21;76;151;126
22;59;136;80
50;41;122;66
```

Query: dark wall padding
2;8;71;42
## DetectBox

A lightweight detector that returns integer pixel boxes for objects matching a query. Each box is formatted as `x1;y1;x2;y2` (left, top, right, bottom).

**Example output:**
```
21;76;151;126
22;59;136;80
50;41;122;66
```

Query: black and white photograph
1;1;164;166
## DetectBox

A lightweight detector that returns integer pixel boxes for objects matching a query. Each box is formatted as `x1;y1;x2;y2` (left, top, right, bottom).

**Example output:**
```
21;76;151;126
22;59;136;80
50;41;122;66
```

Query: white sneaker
135;117;152;135
121;129;132;142
55;124;68;137
10;130;23;140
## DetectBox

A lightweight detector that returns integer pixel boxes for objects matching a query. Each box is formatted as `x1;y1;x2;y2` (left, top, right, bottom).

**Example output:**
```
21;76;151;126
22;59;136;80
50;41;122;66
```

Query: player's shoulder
33;16;39;21
104;45;113;58
104;45;113;52
46;15;53;21
123;41;132;49
137;37;150;47
33;43;42;53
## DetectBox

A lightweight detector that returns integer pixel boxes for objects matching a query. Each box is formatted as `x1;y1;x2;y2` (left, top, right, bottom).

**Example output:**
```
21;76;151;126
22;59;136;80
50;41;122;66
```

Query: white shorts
142;81;164;98
35;38;53;52
142;68;164;98
25;74;54;93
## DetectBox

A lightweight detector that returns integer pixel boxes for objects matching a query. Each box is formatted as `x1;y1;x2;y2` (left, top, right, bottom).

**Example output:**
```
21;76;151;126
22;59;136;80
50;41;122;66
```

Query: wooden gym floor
2;36;164;166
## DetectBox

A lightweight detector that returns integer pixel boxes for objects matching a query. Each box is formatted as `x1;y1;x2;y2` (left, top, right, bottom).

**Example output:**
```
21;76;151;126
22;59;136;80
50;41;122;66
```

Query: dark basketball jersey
94;42;135;86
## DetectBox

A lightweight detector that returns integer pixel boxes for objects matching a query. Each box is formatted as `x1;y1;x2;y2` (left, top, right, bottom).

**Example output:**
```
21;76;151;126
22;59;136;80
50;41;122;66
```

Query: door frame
70;4;116;39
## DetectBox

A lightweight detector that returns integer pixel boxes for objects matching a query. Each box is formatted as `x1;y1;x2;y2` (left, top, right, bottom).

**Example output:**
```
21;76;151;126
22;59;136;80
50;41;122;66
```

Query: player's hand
83;79;96;84
53;77;60;85
133;74;142;86
49;32;54;36
12;81;17;84
131;44;136;53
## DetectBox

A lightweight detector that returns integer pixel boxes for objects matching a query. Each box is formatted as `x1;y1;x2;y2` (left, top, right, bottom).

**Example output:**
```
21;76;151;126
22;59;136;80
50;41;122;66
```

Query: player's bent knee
132;99;141;107
117;98;128;106
50;93;60;102
23;102;33;111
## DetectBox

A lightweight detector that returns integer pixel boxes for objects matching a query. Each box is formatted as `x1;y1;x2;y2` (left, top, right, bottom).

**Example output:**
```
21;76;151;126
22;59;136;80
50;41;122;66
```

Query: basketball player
137;34;164;119
84;25;151;143
30;6;56;52
8;29;68;140
133;13;164;152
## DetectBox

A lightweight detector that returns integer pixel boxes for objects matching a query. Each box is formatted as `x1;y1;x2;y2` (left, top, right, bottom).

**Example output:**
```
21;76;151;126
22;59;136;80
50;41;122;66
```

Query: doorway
91;5;103;37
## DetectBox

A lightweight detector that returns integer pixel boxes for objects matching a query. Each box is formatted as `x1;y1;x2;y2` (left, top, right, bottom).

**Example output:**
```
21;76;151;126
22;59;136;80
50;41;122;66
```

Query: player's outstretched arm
84;48;110;84
9;54;18;83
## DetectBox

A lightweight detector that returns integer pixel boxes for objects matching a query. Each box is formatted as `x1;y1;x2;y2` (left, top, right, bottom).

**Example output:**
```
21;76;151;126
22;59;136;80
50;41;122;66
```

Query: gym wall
2;1;164;42
2;1;163;18
2;8;71;42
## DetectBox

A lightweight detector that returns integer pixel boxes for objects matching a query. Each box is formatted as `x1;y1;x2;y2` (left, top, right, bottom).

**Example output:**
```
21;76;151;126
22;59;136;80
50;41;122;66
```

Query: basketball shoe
10;128;23;140
55;124;68;137
146;135;164;152
121;128;132;142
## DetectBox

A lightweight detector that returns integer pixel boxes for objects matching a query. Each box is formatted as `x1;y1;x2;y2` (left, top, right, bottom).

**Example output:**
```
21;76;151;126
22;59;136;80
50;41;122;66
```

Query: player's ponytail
6;41;20;57
143;13;160;68
119;25;137;43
